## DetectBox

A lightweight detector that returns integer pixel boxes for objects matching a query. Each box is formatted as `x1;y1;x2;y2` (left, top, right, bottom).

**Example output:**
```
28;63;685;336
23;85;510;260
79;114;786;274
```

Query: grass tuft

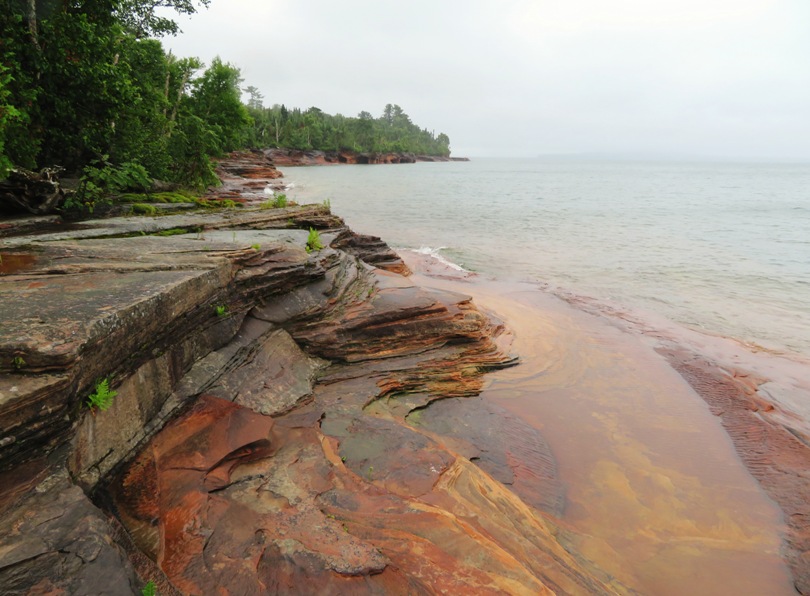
306;228;324;253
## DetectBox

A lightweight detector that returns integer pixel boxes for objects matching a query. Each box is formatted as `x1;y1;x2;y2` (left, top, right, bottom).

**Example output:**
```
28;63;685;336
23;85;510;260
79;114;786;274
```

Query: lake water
284;158;810;360
282;158;809;592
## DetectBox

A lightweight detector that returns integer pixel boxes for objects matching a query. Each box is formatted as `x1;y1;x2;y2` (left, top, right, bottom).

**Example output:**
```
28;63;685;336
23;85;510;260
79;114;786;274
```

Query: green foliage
65;159;152;215
132;203;157;215
245;103;451;156
140;580;158;596
251;243;260;250
194;198;239;209
306;228;324;253
188;57;251;153
90;160;152;192
166;113;221;190
214;304;228;317
86;378;118;412
260;193;288;209
0;62;21;178
116;0;211;38
119;191;197;203
0;6;249;195
12;356;25;370
154;228;191;236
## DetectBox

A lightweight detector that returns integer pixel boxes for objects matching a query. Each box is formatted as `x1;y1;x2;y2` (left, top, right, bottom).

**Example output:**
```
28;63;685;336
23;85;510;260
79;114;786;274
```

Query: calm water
284;159;810;358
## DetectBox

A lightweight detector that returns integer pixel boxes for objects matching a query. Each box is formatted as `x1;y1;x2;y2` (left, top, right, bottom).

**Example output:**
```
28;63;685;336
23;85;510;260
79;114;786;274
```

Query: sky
160;0;810;160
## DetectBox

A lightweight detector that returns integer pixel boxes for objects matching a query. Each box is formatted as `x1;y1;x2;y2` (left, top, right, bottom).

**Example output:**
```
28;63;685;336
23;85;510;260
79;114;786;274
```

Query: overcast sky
161;0;810;160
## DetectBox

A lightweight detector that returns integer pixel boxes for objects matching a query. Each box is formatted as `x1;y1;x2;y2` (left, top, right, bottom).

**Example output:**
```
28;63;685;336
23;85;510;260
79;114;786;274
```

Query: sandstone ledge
0;157;620;594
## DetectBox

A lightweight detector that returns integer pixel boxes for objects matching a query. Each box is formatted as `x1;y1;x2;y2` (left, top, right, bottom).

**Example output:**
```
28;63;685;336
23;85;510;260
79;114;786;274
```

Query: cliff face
0;155;614;594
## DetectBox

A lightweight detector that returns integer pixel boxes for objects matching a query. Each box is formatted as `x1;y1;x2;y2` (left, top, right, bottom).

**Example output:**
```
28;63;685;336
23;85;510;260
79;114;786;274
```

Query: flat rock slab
0;471;140;595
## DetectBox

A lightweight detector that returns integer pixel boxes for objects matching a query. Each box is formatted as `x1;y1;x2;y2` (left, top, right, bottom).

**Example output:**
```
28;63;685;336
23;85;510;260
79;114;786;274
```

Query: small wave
411;246;469;272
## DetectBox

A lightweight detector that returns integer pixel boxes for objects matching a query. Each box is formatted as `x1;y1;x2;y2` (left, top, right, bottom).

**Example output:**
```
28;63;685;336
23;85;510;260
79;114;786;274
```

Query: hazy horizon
160;1;810;161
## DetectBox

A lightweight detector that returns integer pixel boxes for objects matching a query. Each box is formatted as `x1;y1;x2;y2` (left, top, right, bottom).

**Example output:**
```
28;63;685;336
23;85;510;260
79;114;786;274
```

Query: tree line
244;92;450;157
0;1;451;199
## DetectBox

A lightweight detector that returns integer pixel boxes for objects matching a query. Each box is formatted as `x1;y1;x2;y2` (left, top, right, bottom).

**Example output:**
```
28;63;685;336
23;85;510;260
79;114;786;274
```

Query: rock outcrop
0;153;619;594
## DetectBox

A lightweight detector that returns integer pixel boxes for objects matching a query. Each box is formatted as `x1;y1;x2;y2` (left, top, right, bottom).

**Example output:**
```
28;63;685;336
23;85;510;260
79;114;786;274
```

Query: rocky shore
2;150;808;595
264;147;470;166
0;153;617;594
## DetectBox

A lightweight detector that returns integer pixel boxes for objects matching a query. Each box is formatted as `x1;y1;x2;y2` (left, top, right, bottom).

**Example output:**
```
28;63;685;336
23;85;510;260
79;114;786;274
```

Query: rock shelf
0;154;619;594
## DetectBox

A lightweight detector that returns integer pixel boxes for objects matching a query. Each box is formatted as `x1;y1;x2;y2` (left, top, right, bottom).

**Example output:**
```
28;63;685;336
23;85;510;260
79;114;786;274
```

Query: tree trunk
26;0;41;50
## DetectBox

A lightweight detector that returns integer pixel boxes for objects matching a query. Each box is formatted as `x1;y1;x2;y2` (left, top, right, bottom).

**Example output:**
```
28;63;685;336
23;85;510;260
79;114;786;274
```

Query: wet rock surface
664;350;810;594
0;153;620;594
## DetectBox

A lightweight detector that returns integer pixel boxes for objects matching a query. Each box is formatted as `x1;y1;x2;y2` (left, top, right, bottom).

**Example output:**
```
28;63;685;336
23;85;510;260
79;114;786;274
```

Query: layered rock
0;153;619;594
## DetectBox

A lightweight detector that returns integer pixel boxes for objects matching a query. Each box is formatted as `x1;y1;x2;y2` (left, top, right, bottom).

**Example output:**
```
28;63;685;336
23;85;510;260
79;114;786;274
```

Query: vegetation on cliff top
0;1;451;198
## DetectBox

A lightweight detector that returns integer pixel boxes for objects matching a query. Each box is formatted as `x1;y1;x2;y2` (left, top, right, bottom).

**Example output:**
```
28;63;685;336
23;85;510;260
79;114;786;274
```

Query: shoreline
265;147;470;167
1;151;807;593
402;247;810;593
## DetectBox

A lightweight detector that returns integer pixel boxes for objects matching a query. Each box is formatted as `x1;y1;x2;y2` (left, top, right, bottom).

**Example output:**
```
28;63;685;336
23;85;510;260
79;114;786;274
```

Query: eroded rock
0;152;617;594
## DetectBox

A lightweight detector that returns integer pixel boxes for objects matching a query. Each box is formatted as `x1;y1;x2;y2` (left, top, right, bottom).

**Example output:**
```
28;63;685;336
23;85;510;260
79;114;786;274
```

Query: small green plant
306;228;324;253
214;304;228;317
141;580;157;596
131;203;157;216
154;228;189;237
12;356;25;370
322;198;331;209
251;243;260;250
260;193;288;209
120;191;197;204
86;378;117;412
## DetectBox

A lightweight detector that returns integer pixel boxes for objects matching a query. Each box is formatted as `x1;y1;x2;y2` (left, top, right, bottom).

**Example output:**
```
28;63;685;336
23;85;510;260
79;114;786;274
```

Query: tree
244;85;263;110
115;0;211;38
188;57;251;152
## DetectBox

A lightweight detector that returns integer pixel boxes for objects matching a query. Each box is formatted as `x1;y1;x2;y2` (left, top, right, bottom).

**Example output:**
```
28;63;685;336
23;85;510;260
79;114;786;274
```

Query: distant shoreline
265;147;469;166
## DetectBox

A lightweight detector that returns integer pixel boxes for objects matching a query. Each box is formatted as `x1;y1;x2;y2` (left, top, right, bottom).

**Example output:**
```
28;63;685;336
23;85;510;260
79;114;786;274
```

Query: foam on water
411;246;468;272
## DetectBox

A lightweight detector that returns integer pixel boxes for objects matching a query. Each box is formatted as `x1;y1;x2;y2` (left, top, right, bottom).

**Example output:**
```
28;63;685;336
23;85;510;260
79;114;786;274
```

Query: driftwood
0;166;66;215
